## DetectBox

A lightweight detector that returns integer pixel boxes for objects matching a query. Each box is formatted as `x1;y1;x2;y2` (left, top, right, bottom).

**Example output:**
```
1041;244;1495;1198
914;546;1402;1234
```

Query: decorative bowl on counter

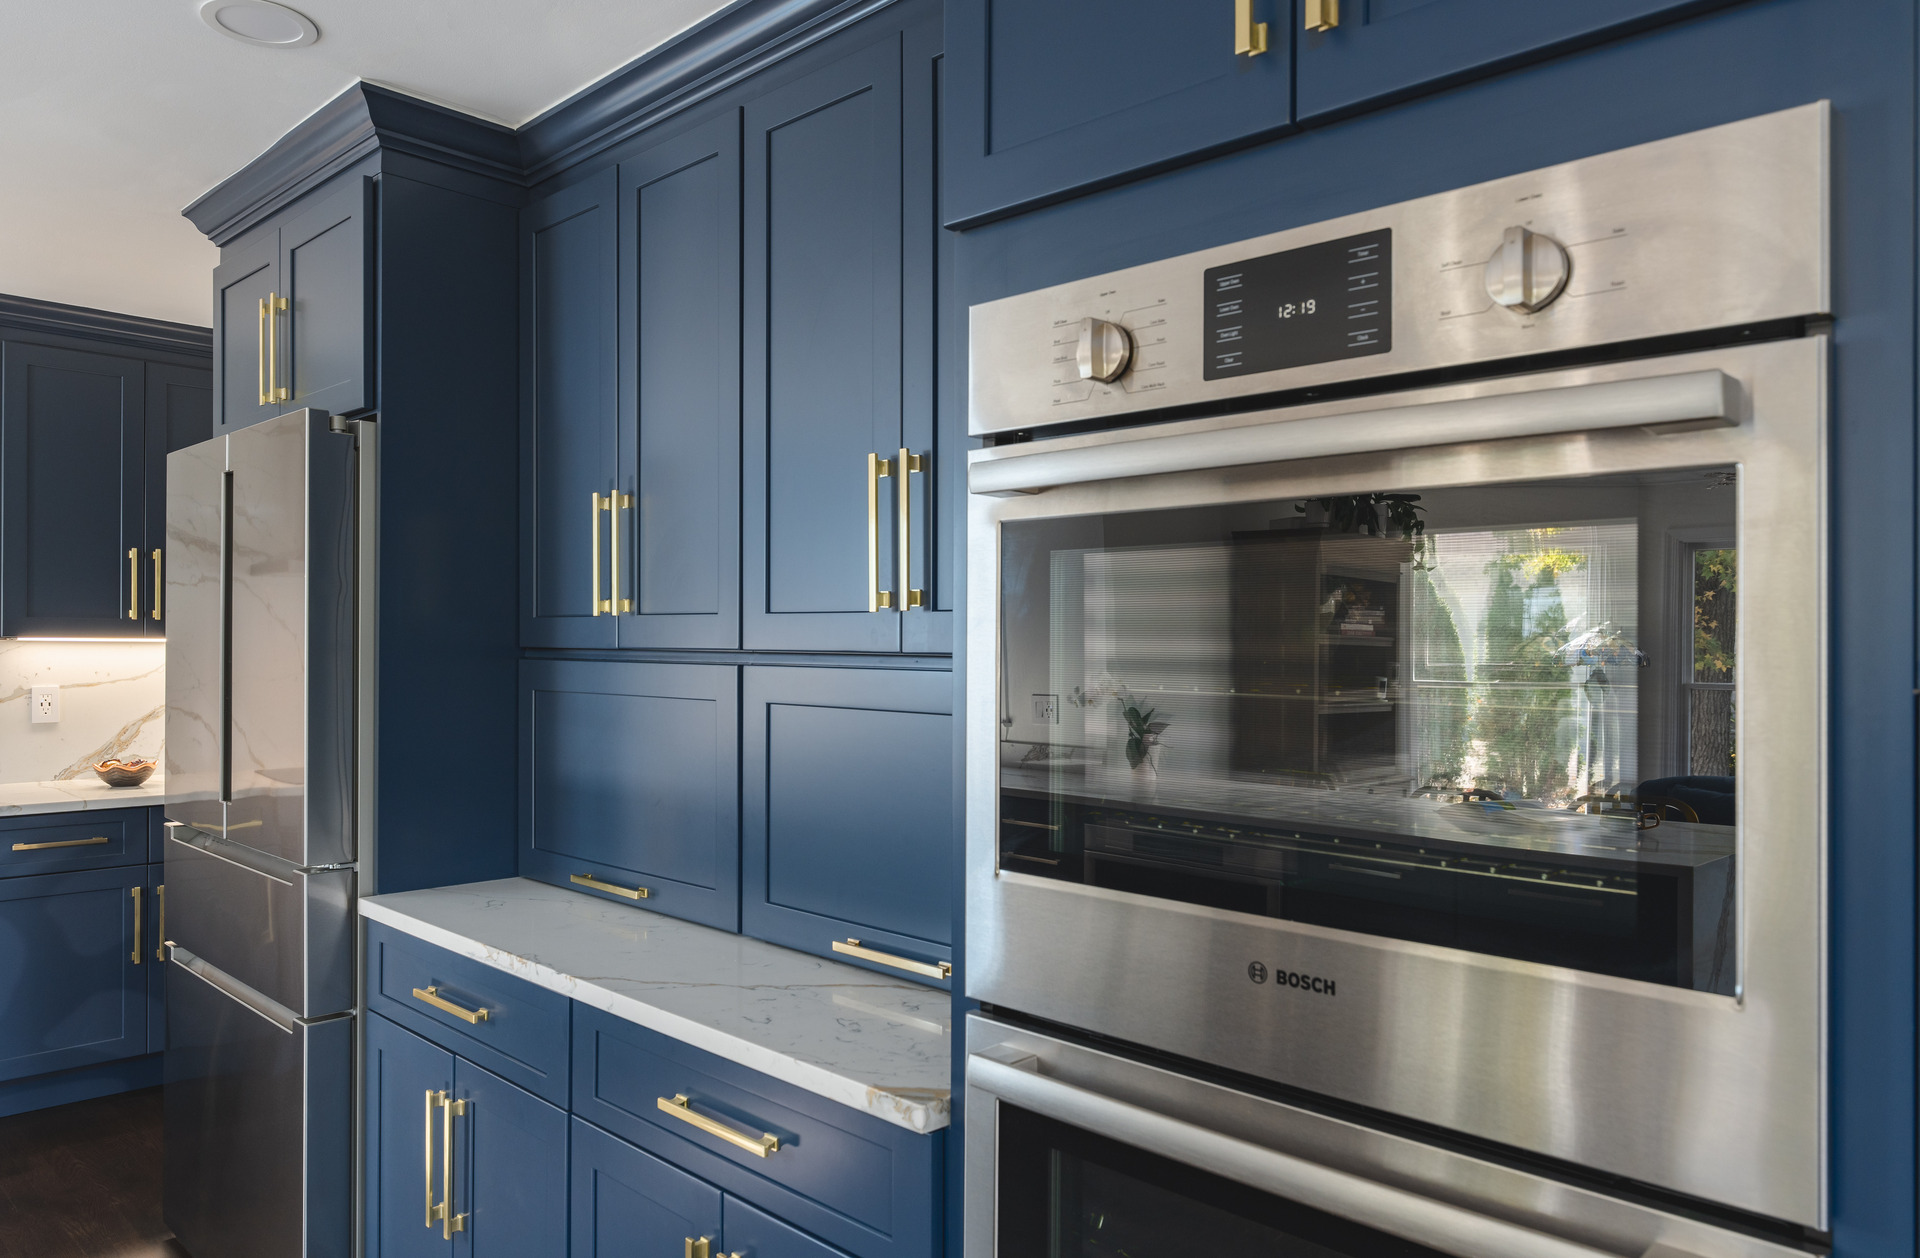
92;758;156;788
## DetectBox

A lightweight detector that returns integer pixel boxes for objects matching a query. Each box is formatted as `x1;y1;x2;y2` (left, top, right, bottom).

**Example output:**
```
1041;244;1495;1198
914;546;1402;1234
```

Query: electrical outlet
30;686;59;725
1031;694;1059;724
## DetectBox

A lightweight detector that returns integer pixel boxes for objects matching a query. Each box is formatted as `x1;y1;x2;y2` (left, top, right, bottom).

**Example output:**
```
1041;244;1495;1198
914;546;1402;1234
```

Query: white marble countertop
0;776;177;816
359;878;952;1134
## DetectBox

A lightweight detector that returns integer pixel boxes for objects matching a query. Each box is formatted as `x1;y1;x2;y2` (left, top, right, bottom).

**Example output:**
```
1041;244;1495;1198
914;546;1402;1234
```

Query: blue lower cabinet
742;666;953;986
520;659;741;930
0;807;147;877
0;865;148;1082
146;864;166;1053
725;1196;854;1258
367;1012;455;1258
456;1055;569;1258
571;1117;722;1258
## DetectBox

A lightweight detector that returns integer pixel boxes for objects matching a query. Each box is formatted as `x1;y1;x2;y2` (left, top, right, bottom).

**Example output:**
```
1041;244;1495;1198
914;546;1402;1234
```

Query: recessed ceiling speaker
199;0;320;49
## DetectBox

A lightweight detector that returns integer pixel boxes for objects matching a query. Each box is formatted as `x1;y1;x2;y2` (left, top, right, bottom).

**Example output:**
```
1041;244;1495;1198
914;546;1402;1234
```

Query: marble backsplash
0;640;164;784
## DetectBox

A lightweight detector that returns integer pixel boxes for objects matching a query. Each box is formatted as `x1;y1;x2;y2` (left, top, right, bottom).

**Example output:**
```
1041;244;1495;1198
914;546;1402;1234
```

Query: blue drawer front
0;808;146;878
571;1005;939;1258
726;1196;854;1258
366;921;571;1106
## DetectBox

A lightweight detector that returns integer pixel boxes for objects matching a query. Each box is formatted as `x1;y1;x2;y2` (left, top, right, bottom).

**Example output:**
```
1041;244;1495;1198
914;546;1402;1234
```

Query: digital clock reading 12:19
1201;230;1392;380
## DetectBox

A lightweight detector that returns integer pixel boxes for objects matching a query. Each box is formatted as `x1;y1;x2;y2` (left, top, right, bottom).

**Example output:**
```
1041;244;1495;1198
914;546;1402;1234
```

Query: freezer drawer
165;825;353;1019
164;949;351;1258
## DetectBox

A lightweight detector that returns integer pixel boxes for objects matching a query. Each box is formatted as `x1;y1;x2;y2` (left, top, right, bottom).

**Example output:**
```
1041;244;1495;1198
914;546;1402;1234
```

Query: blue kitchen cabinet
146;863;166;1054
366;1012;568;1258
520;660;741;930
1295;0;1733;121
211;226;280;433
143;361;213;635
0;865;148;1083
943;0;1294;226
520;169;620;651
741;666;953;986
571;1118;722;1258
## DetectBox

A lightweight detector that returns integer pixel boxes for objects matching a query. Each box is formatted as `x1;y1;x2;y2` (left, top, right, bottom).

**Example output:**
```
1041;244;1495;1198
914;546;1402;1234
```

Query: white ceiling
0;0;734;328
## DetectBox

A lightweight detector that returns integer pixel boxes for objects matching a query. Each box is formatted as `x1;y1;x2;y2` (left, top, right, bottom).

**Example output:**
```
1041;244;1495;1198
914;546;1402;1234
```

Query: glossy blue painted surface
457;1053;570;1258
0;866;147;1083
367;920;573;1107
519;659;741;930
742;666;953;982
0;340;147;638
521;169;620;651
0;808;146;878
943;0;1292;227
570;1116;722;1258
618;111;743;649
366;1011;455;1258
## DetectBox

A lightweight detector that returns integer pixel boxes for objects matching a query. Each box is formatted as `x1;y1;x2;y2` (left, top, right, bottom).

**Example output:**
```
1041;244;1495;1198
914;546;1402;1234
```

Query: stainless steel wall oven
964;103;1830;1247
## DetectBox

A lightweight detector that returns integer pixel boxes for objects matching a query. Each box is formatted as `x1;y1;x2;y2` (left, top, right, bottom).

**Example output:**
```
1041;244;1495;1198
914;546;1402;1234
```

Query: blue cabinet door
211;226;281;433
146;864;166;1054
742;666;954;985
521;170;620;650
143;361;212;637
724;1197;855;1258
1296;0;1730;121
0;866;148;1083
616;112;743;650
570;1117;722;1258
520;659;741;930
0;341;147;638
277;173;373;418
366;1012;455;1258
943;0;1293;226
454;1055;568;1258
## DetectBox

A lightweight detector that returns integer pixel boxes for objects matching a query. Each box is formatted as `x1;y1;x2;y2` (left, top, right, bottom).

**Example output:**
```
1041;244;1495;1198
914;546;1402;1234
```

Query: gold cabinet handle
156;883;166;961
130;886;143;965
657;1094;780;1158
151;550;163;621
896;448;925;610
832;938;951;980
257;296;269;405
412;985;489;1024
423;1090;438;1228
570;872;650;900
1235;0;1269;53
685;1241;712;1258
442;1092;467;1238
1304;0;1339;32
12;835;109;851
866;453;894;612
266;292;289;403
128;547;140;620
590;492;609;615
610;489;632;614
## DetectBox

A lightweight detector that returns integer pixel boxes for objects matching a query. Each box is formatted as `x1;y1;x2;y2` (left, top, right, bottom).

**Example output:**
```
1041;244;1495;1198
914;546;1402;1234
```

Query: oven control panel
970;102;1828;437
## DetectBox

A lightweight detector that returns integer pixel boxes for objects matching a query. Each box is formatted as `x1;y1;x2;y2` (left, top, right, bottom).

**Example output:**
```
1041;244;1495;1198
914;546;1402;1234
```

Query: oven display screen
1202;230;1392;379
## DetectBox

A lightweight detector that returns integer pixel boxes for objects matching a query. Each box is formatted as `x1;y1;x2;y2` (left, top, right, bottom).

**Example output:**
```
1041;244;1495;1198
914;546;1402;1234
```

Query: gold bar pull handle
257;297;269;406
686;1240;712;1258
570;872;650;901
896;448;925;610
413;985;489;1025
266;293;289;403
1304;0;1339;32
128;548;139;620
656;1094;781;1157
424;1089;439;1228
12;835;109;851
610;490;632;614
156;883;166;962
866;453;894;612
442;1094;468;1238
832;938;952;980
590;492;609;616
1235;0;1269;53
151;549;163;621
130;886;142;965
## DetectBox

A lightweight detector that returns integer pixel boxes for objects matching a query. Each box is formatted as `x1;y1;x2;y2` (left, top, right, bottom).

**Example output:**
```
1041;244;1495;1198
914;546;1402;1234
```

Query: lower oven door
964;1016;1807;1258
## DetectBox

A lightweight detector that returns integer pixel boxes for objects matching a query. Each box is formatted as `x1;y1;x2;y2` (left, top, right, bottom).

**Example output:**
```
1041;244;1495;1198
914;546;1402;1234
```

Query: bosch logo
1249;962;1336;996
1247;962;1267;984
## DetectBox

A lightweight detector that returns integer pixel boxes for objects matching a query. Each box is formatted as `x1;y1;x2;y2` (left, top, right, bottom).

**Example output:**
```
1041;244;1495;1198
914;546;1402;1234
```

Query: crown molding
0;293;211;358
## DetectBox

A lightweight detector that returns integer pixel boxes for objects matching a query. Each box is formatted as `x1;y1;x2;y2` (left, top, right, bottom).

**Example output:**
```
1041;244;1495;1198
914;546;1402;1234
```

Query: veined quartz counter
0;776;177;816
359;878;952;1133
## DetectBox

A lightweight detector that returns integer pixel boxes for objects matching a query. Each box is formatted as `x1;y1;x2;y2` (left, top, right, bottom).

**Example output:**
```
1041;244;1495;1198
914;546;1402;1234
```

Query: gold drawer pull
1235;0;1269;54
657;1094;780;1157
12;835;110;851
413;986;488;1025
130;886;142;965
571;872;649;900
1304;0;1339;32
833;938;952;980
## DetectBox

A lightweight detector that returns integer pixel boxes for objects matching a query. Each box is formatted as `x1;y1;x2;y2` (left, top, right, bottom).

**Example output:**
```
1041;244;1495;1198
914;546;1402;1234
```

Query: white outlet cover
30;685;59;724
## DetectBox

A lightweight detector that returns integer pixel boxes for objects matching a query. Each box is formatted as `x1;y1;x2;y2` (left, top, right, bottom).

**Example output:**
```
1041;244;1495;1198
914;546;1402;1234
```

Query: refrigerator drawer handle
11;835;110;851
657;1094;781;1157
570;872;650;900
833;937;952;980
413;986;488;1025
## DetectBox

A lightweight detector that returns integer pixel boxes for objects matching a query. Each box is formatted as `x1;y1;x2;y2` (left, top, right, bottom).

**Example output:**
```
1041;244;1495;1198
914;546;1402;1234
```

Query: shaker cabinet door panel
742;667;954;984
143;361;213;637
365;1012;455;1258
0;341;147;638
617;112;743;649
570;1118;723;1258
1296;0;1727;121
943;0;1293;226
520;660;741;930
744;36;905;653
0;867;149;1083
454;1056;569;1258
211;227;281;433
146;865;167;1054
521;170;621;650
277;174;373;418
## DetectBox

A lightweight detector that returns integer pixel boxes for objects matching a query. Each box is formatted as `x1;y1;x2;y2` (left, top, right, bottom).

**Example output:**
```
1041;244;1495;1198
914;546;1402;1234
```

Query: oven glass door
999;467;1738;992
998;1104;1447;1257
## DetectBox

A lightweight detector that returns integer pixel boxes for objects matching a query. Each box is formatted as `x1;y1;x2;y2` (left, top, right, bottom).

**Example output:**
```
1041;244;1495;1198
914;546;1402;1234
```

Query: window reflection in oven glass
998;468;1739;992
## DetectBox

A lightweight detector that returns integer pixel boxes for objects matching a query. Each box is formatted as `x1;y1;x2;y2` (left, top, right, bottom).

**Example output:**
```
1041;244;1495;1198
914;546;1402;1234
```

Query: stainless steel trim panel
965;338;1827;1224
968;102;1827;435
964;1015;1812;1258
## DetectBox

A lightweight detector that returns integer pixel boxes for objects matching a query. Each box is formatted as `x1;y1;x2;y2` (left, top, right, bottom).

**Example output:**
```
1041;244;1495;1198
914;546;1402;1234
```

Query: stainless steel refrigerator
163;408;360;1258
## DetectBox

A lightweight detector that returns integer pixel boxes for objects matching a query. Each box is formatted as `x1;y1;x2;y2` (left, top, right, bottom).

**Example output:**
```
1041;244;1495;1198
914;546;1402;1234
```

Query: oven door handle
969;1051;1630;1258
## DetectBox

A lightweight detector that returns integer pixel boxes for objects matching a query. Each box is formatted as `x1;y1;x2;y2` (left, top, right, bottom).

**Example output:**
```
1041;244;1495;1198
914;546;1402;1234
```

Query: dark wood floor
0;1087;187;1258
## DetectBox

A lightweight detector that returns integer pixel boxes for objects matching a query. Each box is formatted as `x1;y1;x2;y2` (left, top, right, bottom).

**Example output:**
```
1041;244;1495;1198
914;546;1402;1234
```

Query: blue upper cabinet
0;341;148;638
943;0;1294;226
521;170;620;651
1296;0;1727;121
144;361;213;637
211;227;280;433
616;112;744;650
741;666;954;985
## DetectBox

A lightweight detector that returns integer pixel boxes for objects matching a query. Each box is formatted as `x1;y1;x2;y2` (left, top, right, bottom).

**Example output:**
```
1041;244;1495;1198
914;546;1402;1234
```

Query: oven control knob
1483;226;1570;314
1076;317;1133;382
